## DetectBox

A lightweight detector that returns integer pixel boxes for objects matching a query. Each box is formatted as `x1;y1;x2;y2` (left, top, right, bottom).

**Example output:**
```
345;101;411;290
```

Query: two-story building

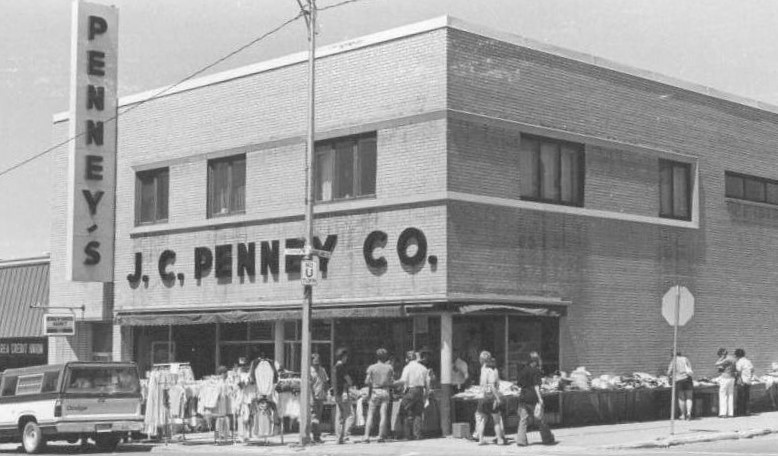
49;16;778;425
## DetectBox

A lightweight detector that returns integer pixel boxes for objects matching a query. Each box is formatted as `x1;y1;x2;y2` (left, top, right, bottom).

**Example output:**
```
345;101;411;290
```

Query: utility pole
297;0;316;446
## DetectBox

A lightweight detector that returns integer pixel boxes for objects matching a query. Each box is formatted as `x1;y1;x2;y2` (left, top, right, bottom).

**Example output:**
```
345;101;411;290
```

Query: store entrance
174;324;215;379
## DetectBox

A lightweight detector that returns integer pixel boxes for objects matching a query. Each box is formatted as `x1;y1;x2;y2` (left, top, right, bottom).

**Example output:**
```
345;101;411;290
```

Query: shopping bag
533;402;544;421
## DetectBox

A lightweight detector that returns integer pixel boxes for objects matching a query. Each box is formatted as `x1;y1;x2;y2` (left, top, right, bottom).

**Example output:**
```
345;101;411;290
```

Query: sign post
662;285;694;435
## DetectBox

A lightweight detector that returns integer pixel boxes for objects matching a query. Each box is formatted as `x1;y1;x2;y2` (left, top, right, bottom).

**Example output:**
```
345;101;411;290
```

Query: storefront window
219;322;274;369
284;320;332;373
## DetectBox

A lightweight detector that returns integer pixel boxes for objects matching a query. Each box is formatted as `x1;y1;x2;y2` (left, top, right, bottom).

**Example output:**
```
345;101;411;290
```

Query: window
135;168;169;225
15;374;43;395
726;172;778;205
315;133;377;202
519;134;584;206
208;155;246;217
659;159;691;220
1;376;17;396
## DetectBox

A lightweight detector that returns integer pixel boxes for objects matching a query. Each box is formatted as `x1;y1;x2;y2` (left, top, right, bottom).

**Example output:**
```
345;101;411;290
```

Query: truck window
16;374;44;395
1;376;18;396
65;366;140;395
41;371;60;393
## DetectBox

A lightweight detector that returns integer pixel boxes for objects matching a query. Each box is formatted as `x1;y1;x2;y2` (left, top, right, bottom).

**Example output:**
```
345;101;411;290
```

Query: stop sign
662;285;694;326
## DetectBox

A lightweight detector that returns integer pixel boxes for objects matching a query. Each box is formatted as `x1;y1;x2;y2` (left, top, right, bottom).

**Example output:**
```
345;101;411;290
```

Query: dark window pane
208;156;245;217
221;323;248;341
315;147;333;202
672;164;690;218
138;174;155;223
358;138;377;196
560;145;580;204
232;158;246;213
744;178;766;202
767;183;778;204
334;141;354;199
725;174;744;199
659;161;674;217
156;170;169;221
519;138;539;198
539;142;560;201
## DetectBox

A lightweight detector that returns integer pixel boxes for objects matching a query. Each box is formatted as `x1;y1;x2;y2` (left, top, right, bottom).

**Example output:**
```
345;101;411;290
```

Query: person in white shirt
474;351;506;445
452;351;469;392
398;351;429;440
734;348;754;416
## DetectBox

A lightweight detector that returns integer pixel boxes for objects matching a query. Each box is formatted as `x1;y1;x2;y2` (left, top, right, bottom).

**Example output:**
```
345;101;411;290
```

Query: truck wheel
21;421;46;454
95;434;121;452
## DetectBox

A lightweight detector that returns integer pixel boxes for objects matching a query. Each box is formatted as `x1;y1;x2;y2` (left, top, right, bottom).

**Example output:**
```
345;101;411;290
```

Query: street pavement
1;411;776;455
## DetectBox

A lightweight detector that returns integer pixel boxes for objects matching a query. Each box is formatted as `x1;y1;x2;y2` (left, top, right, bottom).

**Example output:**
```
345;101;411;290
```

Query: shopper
516;352;555;446
332;347;354;444
362;348;394;443
474;351;506;446
452;350;470;392
398;350;429;440
309;353;329;443
715;348;737;417
667;351;694;420
734;348;754;416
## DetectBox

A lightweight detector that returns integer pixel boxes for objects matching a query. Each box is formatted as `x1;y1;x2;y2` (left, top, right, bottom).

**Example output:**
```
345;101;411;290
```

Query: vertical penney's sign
66;1;118;282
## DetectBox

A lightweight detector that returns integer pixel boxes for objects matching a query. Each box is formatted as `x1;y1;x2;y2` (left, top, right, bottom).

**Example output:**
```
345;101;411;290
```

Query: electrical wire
0;12;304;179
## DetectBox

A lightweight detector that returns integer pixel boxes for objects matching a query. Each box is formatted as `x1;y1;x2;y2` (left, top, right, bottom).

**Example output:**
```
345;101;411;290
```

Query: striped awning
0;258;49;338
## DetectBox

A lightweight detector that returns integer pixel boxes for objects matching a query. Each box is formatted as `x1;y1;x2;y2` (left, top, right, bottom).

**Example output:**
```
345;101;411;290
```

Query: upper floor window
725;172;778;205
315;133;377;202
519;134;584;206
135;167;169;225
659;159;691;220
208;155;246;217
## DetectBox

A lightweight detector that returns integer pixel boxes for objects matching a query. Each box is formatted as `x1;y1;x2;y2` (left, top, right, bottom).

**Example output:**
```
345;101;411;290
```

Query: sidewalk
151;411;778;452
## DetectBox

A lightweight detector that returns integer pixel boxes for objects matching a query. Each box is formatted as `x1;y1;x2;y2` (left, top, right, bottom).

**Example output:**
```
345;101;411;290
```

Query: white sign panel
661;285;694;327
44;314;77;336
301;258;319;286
66;1;118;282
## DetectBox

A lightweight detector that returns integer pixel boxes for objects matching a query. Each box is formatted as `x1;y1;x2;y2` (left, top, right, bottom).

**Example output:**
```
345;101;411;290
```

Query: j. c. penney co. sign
126;227;437;286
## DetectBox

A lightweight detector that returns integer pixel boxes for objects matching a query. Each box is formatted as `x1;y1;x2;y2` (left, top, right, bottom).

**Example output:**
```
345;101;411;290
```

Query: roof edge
0;255;50;268
52;14;778;124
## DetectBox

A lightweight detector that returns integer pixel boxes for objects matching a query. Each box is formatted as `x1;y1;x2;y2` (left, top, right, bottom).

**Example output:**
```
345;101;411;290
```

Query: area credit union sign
65;1;118;282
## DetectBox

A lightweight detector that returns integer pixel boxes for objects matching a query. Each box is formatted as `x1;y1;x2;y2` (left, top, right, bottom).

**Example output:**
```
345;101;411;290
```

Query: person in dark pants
398;351;429;440
309;353;329;443
735;348;754;416
515;352;555;447
332;348;354;444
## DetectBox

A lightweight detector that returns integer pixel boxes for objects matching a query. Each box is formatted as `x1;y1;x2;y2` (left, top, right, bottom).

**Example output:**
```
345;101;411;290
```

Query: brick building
50;15;778;425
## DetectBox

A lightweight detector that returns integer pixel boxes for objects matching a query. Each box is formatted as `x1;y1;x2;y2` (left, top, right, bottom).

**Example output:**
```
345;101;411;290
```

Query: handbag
533;402;544;420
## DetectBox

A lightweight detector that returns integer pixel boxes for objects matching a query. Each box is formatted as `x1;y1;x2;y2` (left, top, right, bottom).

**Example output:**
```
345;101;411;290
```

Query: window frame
725;171;778;206
314;132;377;203
519;134;585;207
207;154;246;218
134;167;169;226
659;159;692;221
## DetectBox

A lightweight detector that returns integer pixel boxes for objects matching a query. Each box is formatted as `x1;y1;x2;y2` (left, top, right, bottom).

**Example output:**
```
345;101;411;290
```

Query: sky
1;0;778;260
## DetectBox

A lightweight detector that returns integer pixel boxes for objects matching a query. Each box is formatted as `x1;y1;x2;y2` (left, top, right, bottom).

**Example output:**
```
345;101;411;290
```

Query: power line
319;0;365;12
0;12;303;180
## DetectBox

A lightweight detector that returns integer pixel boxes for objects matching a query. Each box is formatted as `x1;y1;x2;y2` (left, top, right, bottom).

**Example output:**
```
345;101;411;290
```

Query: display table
451;385;723;431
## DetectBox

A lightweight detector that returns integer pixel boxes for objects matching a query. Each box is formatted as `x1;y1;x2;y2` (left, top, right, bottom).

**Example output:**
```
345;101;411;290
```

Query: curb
604;428;778;450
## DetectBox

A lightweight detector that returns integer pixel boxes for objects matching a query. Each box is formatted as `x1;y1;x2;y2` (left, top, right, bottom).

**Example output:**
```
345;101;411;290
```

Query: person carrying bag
515;352;555;447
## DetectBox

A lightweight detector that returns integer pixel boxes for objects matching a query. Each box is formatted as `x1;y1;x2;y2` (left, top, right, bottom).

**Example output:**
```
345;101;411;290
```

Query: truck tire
21;421;46;454
95;434;121;452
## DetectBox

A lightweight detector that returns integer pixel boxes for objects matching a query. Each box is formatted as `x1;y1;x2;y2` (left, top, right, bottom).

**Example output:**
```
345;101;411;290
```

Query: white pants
718;377;735;417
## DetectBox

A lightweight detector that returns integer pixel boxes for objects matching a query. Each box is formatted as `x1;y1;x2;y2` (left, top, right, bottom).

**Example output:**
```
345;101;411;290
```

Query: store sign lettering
127;235;337;285
65;2;118;282
127;227;435;287
0;344;8;354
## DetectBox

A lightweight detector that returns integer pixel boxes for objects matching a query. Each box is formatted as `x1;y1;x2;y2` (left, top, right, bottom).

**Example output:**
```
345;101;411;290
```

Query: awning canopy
458;304;561;317
115;305;406;326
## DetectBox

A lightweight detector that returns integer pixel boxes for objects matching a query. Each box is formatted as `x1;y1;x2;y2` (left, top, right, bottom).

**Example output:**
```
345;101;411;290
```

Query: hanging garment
251;358;278;396
252;399;276;438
